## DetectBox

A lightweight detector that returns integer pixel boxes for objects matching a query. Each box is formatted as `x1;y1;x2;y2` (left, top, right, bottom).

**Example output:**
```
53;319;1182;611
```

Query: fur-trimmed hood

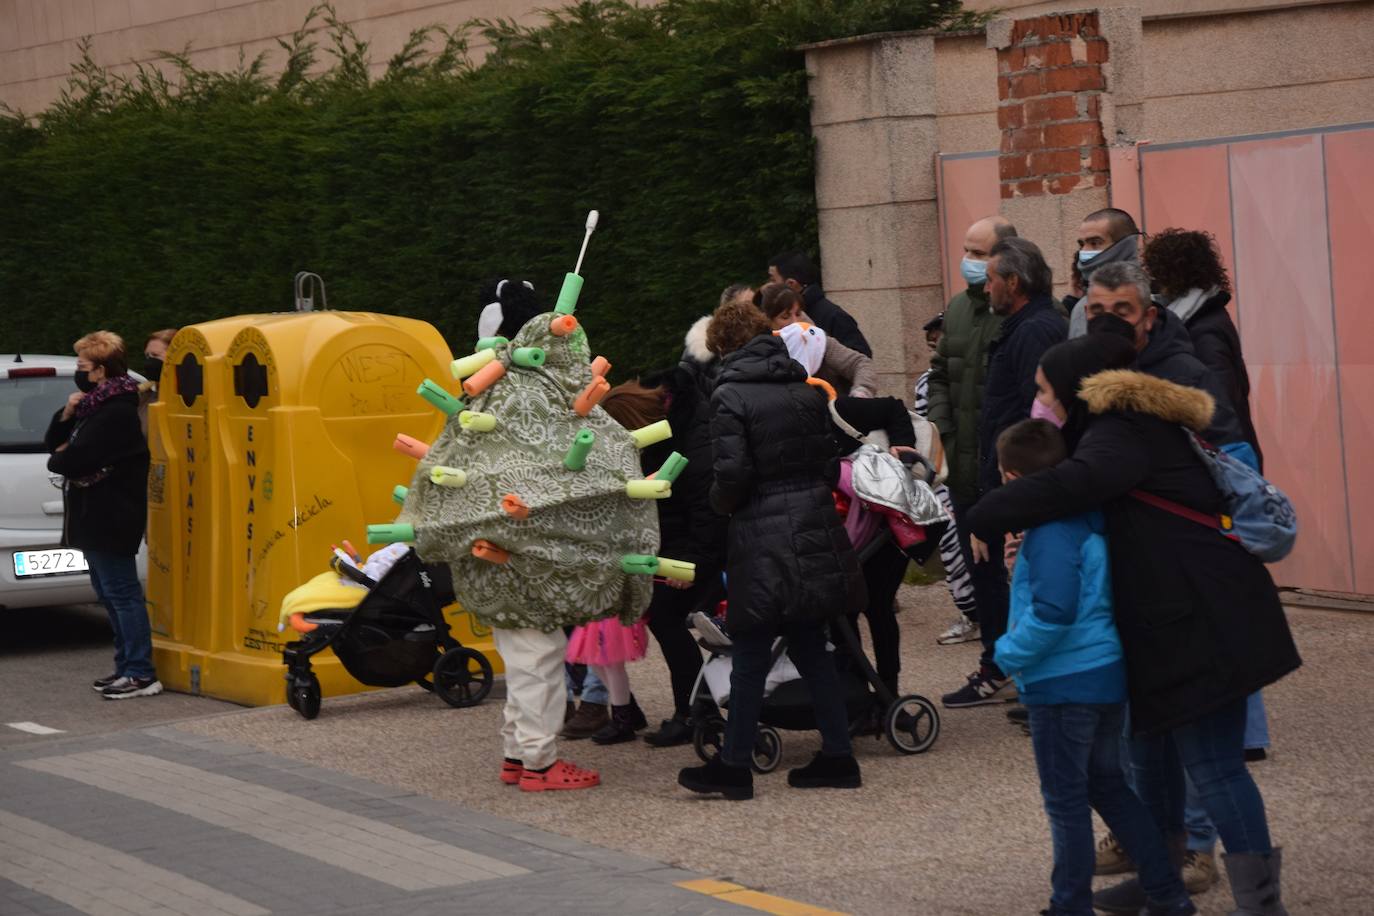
683;315;713;365
1079;369;1215;432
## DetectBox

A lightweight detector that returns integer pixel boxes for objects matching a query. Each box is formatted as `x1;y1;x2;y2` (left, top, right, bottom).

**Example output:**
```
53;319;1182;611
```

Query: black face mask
144;357;164;383
1087;312;1137;343
74;370;98;393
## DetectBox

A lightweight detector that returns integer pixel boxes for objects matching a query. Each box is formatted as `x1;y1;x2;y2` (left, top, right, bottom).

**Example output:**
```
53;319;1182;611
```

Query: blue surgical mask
1078;249;1102;265
960;257;988;286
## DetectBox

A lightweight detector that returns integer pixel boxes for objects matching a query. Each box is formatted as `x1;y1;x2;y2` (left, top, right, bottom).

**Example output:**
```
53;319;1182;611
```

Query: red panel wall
1323;129;1374;594
1140;144;1237;314
1229;134;1352;592
938;154;1001;302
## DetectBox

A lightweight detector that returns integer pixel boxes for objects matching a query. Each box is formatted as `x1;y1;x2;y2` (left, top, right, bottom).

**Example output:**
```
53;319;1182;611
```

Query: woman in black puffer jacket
677;302;866;801
966;334;1298;914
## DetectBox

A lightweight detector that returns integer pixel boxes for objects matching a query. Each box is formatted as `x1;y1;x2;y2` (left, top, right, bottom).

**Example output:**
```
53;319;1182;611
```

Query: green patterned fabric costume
395;312;660;632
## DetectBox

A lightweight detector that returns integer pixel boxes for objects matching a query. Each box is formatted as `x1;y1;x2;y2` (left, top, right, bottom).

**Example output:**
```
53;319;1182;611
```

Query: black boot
626;694;648;731
678;756;753;800
645;714;694;748
592;701;644;745
787;752;862;789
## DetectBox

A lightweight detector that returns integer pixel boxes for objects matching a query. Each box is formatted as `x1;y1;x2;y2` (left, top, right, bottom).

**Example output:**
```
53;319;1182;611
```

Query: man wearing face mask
1083;262;1245;451
138;328;177;436
925;216;1016;647
943;236;1067;709
1069;208;1142;339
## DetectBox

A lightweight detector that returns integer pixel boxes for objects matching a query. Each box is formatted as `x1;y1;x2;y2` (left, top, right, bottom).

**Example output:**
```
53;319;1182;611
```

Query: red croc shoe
518;759;601;792
500;759;523;785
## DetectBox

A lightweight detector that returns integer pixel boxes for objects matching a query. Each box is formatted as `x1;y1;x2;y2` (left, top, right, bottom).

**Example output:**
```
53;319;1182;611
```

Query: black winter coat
977;295;1068;494
966;370;1300;735
641;352;727;569
802;285;872;357
710;336;866;633
45;390;150;556
1138;308;1244;450
1180;292;1263;469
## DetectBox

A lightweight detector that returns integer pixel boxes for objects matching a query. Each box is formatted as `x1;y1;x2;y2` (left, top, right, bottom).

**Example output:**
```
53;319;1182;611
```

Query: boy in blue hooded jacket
994;419;1192;916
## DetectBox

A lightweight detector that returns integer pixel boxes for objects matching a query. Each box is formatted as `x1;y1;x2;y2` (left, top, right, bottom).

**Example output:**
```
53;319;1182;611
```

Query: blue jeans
1183;691;1272;852
86;550;155;680
1028;704;1188;915
721;620;852;769
1129;697;1272;856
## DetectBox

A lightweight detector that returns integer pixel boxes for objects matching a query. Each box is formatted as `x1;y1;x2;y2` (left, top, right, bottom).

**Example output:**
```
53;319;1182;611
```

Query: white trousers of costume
492;626;567;771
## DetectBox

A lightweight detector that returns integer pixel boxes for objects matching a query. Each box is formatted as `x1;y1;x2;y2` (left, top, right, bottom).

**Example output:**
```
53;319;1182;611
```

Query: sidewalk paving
5;583;1371;914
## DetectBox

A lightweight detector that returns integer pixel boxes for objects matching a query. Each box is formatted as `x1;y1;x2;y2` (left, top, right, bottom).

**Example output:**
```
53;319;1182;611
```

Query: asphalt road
0;602;236;748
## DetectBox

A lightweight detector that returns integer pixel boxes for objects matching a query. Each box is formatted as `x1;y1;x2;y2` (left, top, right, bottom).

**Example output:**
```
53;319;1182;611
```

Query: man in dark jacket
943;237;1067;709
1084;262;1245;451
926;216;1017;645
1068;208;1141;338
767;251;872;356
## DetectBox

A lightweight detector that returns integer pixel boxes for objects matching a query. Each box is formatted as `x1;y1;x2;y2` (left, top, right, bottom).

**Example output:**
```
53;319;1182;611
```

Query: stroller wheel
885;695;939;754
692;716;726;764
432;648;494;708
291;673;322;720
751;726;782;774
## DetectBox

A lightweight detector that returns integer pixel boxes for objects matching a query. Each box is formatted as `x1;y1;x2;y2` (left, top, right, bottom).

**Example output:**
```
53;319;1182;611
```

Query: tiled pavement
0;727;782;916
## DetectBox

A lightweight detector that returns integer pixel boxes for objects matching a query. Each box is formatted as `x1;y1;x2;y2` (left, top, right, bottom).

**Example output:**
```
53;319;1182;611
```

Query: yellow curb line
676;879;849;916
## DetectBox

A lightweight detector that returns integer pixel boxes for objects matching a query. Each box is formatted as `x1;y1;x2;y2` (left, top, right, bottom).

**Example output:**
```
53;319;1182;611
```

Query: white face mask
1078;249;1102;265
960;257;988;286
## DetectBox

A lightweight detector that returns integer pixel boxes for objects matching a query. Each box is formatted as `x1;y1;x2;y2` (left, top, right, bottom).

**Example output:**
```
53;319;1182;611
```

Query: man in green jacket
924;216;1016;653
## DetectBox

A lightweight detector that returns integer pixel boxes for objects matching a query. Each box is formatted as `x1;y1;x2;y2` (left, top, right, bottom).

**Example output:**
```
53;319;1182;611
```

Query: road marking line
677;878;849;916
5;722;65;735
0;810;269;916
19;749;528;891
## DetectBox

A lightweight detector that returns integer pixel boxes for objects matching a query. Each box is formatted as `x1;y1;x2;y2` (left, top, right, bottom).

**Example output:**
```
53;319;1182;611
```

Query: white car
0;354;148;609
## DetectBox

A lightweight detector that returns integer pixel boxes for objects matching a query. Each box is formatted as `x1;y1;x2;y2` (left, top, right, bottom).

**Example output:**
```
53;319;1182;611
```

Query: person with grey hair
1083;261;1245;450
941;235;1068;709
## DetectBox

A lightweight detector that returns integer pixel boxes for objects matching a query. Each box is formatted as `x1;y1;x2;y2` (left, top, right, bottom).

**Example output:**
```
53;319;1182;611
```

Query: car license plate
13;548;88;578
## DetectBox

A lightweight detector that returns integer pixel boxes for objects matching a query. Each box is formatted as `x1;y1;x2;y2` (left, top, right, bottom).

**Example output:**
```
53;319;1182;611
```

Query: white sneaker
936;616;979;646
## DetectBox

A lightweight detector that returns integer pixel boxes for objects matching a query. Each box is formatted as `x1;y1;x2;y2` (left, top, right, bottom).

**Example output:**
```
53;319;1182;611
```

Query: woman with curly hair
1140;229;1261;466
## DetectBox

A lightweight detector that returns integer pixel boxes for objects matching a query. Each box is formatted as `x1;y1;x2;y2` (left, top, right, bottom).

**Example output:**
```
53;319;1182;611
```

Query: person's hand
889;445;920;461
61;391;83;420
970;535;990;564
1004;532;1024;574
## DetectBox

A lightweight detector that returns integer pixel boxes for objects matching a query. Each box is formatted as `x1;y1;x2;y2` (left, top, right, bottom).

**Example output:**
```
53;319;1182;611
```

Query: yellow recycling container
149;311;501;707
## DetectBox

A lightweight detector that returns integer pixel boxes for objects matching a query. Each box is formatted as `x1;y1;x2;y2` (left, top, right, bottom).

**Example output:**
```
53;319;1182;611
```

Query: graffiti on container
243;627;288;652
288;493;335;530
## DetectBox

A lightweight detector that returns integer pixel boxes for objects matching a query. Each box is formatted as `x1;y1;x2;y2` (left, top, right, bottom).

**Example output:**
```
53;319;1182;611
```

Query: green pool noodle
629;419;672;449
430;466;468;488
459;410;498;432
620;554;658;576
451;349;496;380
392;485;408;505
367;523;414;544
563;429;595;471
656;557;696;583
653;451;688;484
511;347;547;368
475;336;509;351
626;479;671;500
554;272;583;316
417;378;464;415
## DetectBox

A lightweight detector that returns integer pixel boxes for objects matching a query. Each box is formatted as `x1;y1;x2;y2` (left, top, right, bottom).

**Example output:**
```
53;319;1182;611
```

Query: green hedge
1;0;975;376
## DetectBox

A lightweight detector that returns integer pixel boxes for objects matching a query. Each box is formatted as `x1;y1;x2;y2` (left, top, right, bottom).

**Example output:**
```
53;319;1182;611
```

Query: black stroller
687;613;940;772
282;548;494;719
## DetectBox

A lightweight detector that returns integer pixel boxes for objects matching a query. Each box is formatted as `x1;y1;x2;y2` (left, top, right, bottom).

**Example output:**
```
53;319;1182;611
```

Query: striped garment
914;371;977;616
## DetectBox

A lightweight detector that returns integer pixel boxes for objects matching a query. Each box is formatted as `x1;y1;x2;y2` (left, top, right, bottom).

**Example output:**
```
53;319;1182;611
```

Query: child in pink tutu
563;381;667;743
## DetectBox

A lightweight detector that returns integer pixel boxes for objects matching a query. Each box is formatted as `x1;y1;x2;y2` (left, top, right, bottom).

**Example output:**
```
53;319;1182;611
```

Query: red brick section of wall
996;12;1108;199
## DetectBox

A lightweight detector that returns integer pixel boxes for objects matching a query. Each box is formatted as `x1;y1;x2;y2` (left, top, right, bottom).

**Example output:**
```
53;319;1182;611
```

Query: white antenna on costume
574;210;599;276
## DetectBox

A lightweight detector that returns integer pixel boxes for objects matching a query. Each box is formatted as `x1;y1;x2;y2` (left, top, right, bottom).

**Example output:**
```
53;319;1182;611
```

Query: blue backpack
1130;434;1297;563
1188;435;1298;563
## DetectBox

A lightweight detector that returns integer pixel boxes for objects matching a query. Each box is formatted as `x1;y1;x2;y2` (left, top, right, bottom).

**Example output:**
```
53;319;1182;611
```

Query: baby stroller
686;603;940;773
282;548;494;720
